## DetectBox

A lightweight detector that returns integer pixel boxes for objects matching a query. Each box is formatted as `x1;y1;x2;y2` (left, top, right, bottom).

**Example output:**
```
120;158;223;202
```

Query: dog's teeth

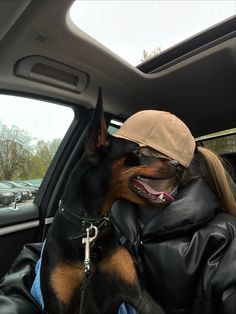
159;193;164;200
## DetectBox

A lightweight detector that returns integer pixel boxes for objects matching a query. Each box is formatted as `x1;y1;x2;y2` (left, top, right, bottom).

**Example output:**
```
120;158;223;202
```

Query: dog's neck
61;156;109;219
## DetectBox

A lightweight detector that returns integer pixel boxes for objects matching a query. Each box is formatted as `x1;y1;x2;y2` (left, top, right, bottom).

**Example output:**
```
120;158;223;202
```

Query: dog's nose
170;160;179;168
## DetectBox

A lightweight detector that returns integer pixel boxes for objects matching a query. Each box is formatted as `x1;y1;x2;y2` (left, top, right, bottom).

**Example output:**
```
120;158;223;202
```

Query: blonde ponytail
197;146;236;217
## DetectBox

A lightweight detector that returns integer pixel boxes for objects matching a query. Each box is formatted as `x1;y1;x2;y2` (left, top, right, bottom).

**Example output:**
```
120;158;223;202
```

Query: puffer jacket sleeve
0;243;42;314
212;235;236;314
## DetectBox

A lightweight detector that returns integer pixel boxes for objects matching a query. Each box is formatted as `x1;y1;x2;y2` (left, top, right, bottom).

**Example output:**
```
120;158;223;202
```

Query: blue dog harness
31;242;45;310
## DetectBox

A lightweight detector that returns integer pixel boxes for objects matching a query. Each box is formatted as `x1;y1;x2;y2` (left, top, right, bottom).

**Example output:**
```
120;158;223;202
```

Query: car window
0;94;74;209
69;1;235;66
108;119;123;135
197;128;236;154
196;128;236;182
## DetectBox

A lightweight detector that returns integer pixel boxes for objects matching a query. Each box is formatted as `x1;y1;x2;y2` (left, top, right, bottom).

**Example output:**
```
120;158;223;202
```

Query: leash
82;224;99;272
79;224;98;314
79;271;90;314
60;206;110;313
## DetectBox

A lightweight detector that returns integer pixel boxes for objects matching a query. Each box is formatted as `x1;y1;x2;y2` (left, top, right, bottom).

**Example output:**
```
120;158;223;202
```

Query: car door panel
0;203;40;278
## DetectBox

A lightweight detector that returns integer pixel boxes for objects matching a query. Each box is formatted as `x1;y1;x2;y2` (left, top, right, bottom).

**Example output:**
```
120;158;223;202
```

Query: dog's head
83;88;179;214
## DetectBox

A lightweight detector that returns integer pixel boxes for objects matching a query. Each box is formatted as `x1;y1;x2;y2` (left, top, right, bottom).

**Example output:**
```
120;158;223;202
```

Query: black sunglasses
136;147;184;172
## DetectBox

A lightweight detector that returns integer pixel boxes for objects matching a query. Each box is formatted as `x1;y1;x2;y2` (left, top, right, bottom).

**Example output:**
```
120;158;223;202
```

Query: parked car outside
0;181;32;201
0;182;21;203
24;179;43;189
0;188;15;207
11;181;38;198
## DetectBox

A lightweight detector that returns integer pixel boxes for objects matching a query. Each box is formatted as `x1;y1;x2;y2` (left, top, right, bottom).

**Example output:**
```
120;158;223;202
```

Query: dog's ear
85;87;110;165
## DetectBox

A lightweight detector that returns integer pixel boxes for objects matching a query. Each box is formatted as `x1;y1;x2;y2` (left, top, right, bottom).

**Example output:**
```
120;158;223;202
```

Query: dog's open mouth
130;176;174;204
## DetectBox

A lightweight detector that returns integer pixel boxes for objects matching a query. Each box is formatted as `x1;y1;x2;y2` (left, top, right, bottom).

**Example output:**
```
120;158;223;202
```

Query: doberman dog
41;88;174;314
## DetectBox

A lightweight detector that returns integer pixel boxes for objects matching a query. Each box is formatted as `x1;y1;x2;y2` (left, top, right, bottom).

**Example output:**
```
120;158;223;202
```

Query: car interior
0;0;235;312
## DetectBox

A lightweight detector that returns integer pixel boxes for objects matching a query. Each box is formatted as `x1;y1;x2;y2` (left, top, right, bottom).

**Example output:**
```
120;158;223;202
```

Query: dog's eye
124;150;140;166
133;149;141;157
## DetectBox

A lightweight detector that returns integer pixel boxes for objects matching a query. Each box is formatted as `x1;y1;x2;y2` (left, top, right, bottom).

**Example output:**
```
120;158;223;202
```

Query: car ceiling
0;0;235;137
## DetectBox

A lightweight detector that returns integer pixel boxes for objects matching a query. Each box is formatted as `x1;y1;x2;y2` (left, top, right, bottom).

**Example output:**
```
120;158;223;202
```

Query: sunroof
69;1;235;66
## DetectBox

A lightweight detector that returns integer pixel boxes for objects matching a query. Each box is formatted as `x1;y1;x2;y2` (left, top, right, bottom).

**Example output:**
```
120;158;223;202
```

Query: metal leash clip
82;224;99;273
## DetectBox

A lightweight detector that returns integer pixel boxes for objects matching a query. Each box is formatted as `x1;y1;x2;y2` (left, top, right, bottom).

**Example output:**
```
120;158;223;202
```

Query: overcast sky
0;95;74;142
1;0;235;141
70;0;236;65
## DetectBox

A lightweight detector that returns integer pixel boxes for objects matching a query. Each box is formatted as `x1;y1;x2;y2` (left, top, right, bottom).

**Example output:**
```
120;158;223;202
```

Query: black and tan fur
40;88;166;314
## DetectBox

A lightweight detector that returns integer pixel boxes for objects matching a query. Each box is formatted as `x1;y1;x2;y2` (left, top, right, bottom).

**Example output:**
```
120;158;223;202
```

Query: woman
112;110;236;314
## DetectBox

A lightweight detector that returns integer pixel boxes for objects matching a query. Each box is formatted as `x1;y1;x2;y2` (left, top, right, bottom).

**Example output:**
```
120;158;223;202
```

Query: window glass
196;128;236;154
108;119;123;135
69;1;235;66
202;134;236;154
0;94;74;209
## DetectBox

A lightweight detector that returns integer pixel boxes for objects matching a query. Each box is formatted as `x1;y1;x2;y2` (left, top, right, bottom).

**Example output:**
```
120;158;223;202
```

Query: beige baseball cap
113;110;195;167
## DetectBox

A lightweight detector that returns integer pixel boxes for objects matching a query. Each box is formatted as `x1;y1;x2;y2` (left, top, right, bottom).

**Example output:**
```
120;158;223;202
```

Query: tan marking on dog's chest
99;247;137;285
50;263;84;305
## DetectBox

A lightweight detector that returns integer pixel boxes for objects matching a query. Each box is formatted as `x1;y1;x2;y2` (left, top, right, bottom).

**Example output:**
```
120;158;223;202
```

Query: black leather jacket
0;179;235;314
111;178;236;314
0;243;41;314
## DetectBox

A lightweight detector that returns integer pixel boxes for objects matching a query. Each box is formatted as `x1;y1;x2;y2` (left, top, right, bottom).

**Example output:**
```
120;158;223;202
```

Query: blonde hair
193;146;236;217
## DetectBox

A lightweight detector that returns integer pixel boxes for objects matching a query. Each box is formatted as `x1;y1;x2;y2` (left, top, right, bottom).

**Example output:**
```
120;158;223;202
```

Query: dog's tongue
132;178;174;202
